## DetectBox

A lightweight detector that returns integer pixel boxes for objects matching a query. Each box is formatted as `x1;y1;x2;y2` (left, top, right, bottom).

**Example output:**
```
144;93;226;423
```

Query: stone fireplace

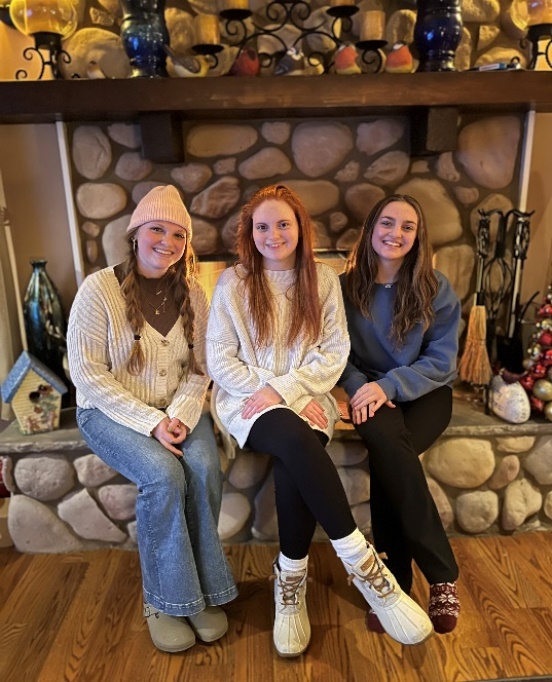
2;0;552;552
2;107;552;553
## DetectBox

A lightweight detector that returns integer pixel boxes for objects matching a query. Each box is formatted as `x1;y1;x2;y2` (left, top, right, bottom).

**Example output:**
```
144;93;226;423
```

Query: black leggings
352;385;458;592
247;408;356;559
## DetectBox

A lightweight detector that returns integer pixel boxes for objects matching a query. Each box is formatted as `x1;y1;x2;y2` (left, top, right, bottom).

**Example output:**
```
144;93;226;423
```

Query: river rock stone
357;118;407;157
218;492;251;541
98;484;138;521
222;211;240;253
72;126;112;180
191;219;219;255
456;116;521;189
337;227;361;250
102;214;131;266
433;244;475;302
502;478;542;531
351;502;372;536
326;440;367;467
496;436;535;453
455;26;473;72
284;180;340;216
132;182;166;205
261;122;291;145
454;186;480;206
427;477;454;530
252;471;278;541
58;489;127;542
335;161;360;183
74;454;117;487
187;124;258;157
108;123;141;149
396;178;463;246
14;454;75;502
436;151;460;183
228;451;270;489
171;163;212;193
115;152;153;182
8;495;82;553
338;467;370;505
345;183;386;222
523;436;552;484
544;491;552;520
364;150;410;186
292;122;353;178
425;437;495;487
76;182;127;220
456;490;499;533
487;454;520;490
190;177;241;219
214;158;236;175
82;221;101;237
470;193;514;241
239;148;292;180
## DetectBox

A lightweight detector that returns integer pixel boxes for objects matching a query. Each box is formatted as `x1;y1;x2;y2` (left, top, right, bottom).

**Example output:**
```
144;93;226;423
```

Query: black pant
247;409;356;559
352;385;458;593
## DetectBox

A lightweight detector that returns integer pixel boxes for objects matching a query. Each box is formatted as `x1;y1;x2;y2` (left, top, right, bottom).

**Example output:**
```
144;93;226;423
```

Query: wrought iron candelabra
193;1;388;74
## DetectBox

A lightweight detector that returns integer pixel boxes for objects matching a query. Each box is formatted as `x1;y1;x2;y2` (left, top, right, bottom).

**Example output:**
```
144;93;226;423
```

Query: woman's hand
299;399;328;429
152;416;188;456
241;385;283;419
350;382;395;424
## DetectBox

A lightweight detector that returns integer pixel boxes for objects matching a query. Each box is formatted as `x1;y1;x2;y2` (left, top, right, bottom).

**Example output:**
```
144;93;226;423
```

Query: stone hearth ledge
1;395;552;553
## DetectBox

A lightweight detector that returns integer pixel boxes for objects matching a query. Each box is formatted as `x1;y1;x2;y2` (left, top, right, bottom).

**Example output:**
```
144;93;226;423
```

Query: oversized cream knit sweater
67;267;210;436
206;262;350;450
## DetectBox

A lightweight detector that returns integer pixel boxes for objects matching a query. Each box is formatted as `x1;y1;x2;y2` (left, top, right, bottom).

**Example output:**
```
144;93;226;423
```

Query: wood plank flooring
1;532;552;682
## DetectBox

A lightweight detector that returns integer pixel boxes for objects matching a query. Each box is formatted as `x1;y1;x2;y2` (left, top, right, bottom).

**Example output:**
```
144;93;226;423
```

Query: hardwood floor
1;532;552;682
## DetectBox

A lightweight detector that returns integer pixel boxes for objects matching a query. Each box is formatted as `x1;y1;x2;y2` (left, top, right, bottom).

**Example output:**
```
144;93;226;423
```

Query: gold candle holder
219;0;249;9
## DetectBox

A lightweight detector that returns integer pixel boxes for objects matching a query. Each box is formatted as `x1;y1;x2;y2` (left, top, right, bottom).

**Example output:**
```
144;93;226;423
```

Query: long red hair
237;184;321;347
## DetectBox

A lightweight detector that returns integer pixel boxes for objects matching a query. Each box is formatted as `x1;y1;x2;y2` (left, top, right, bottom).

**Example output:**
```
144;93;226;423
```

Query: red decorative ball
538;331;552;347
538;304;552;316
532;363;547;378
520;374;535;392
544;349;552;365
530;395;545;413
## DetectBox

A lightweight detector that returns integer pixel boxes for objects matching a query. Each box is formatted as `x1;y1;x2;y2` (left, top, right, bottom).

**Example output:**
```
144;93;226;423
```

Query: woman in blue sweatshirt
339;194;461;635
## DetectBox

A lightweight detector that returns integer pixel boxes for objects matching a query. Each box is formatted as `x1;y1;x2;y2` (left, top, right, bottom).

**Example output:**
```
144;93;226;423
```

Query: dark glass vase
23;259;68;385
119;0;169;78
414;0;463;72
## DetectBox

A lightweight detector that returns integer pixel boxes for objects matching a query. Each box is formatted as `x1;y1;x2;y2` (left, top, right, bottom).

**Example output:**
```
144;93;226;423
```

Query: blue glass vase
120;0;169;78
23;259;67;385
414;0;463;72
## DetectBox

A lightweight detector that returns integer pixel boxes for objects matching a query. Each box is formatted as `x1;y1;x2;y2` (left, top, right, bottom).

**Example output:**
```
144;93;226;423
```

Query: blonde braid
169;247;203;378
120;241;146;375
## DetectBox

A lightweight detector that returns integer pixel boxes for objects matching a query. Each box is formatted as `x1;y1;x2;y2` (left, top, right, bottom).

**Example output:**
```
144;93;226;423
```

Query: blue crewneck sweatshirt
338;270;461;402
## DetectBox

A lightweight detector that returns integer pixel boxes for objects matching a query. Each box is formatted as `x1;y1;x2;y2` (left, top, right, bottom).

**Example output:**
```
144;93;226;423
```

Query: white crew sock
278;552;308;573
330;528;370;566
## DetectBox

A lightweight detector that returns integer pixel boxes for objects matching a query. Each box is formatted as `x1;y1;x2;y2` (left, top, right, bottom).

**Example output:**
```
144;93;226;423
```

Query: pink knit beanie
127;185;192;239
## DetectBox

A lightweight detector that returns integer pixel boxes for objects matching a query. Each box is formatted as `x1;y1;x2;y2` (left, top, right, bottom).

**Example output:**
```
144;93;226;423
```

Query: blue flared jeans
76;407;238;616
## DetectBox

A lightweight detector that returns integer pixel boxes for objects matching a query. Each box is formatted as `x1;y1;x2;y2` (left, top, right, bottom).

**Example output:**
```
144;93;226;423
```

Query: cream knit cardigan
206;262;350;451
67;267;210;436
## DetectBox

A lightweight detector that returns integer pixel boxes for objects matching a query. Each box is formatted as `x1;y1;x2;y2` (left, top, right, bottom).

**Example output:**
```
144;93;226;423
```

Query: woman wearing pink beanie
67;185;237;653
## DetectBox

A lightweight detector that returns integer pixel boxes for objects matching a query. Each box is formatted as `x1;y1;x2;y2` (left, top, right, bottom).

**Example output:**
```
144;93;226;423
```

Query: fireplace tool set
461;207;535;398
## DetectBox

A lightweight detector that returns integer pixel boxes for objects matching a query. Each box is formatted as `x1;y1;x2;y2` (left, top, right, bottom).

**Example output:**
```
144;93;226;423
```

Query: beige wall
523;113;552;306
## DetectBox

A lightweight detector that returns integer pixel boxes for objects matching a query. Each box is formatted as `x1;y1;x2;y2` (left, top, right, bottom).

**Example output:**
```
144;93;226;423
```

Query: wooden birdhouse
0;351;67;435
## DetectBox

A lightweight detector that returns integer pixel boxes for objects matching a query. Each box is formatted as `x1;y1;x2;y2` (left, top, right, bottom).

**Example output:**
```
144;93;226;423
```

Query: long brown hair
237;184;321;347
121;229;200;376
344;194;438;346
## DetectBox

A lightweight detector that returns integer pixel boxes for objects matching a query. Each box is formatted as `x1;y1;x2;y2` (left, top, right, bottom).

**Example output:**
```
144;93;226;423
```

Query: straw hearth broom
458;213;492;387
